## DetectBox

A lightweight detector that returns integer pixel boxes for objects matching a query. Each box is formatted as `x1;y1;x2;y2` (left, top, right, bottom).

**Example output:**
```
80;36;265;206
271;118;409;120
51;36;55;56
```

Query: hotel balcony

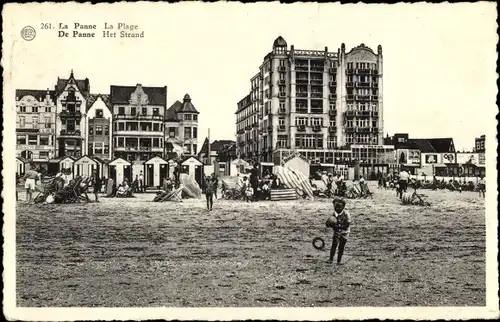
312;125;322;132
114;146;163;153
310;66;324;73
358;111;371;117
356;95;371;101
372;127;379;133
329;126;337;133
371;111;379;117
345;110;356;117
59;110;82;120
279;92;287;98
371;95;379;101
59;130;82;137
329;81;336;87
329;109;337;117
346;82;354;88
296;92;308;98
372;82;379;89
278;79;286;85
113;114;163;121
296;78;309;84
278;125;286;132
356;69;371;75
295;64;309;71
245;125;252;130
310;79;323;85
329;93;336;100
346;127;355;133
278;66;286;72
297;124;306;132
372;69;379;75
114;130;164;136
355;82;371;88
237;129;244;134
252;122;259;128
278;108;287;114
296;107;308;114
267;125;273;132
346;68;354;75
329;67;337;74
311;92;323;99
356;127;371;133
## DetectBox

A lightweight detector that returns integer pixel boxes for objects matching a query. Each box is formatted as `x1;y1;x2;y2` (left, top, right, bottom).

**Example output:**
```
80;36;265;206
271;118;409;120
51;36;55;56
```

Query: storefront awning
260;162;274;166
433;164;447;168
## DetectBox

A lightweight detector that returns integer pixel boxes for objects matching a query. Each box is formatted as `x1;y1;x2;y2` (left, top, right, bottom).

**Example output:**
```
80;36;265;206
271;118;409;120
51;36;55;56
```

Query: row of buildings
16;70;200;164
234;37;486;179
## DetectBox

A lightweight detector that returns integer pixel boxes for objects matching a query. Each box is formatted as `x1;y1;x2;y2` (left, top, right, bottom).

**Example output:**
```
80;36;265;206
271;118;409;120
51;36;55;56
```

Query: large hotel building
236;37;387;168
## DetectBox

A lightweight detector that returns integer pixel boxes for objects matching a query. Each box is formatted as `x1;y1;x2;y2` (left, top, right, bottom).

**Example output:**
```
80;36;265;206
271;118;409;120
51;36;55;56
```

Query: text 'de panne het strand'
53;23;144;38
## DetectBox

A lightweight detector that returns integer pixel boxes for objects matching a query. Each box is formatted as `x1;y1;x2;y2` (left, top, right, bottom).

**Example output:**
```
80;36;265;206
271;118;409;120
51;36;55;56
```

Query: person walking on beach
398;169;410;199
91;169;102;202
478;175;486;198
326;198;351;265
23;168;41;203
203;177;214;211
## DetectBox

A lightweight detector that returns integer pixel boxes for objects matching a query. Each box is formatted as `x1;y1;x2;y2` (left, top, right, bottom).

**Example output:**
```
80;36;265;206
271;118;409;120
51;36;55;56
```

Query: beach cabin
109;157;132;185
59;156;76;180
144;156;169;187
74;155;98;177
16;157;30;176
181;156;204;186
92;156;110;179
132;160;145;182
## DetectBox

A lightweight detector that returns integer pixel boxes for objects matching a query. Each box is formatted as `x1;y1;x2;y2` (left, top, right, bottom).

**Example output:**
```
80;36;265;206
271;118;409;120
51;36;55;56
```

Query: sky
4;2;498;152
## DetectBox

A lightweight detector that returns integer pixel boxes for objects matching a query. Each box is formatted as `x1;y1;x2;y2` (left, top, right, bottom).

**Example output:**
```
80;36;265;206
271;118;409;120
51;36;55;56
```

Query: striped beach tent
274;166;315;200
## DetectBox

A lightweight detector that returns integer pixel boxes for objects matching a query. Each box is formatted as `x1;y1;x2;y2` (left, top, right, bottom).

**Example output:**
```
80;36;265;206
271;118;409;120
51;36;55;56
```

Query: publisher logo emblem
21;26;36;41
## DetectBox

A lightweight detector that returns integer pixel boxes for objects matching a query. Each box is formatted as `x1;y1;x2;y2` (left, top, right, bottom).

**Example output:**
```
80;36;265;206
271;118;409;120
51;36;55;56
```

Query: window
32;117;38;128
169;127;177;138
45;106;51;113
17;135;26;145
19;105;26;113
193;144;197;154
311;117;322;126
32;106;38;113
95;144;103;154
193;127;198;139
184;144;191;155
142;107;147;115
96;109;104;118
329;120;336;127
193;114;198;121
279;85;286;93
104;145;109;153
327;136;337;149
118;106;125;115
118;123;124;131
347;63;353;69
153;108;159;116
278;118;285;126
19;116;25;127
95;126;103;135
184;114;192;120
131;107;136;115
153;138;160;147
88;143;94;155
44;117;51;128
153;123;159;131
28;135;37;145
117;137;124;147
89;125;94;135
277;135;288;148
184;127;191;139
39;136;49;145
104;125;109;135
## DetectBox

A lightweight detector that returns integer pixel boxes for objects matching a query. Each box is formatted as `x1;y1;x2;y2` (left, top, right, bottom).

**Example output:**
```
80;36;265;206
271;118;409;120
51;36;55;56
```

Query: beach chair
359;182;374;199
401;191;431;206
116;186;134;198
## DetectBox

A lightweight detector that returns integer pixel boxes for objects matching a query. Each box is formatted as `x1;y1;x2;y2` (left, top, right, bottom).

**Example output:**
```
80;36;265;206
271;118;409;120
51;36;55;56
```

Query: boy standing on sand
327;198;351;265
204;177;214;211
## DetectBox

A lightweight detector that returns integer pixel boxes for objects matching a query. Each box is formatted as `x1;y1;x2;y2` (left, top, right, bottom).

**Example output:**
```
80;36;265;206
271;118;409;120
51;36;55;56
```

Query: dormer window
184;114;192;120
96;109;104;118
193;114;198;121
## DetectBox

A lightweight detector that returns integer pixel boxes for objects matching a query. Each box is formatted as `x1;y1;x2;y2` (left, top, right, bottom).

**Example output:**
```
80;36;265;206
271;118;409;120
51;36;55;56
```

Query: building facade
87;94;113;160
55;71;91;158
164;94;199;159
15;89;57;162
236;36;384;165
110;84;167;162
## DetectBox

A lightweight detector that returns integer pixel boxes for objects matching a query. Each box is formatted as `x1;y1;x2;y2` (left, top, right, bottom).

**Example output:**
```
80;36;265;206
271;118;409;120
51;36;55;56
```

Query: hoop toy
312;237;325;250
